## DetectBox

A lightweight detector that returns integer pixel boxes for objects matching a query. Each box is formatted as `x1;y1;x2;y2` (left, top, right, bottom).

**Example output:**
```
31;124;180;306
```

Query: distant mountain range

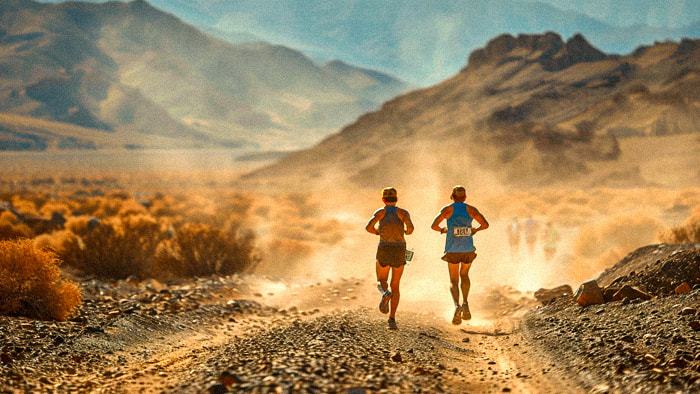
0;0;410;151
77;0;700;86
243;33;700;189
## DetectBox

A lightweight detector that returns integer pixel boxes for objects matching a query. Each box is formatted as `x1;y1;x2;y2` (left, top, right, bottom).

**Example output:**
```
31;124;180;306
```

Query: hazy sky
533;0;700;28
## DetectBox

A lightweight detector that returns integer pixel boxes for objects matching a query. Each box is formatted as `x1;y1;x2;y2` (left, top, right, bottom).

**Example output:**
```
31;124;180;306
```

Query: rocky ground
0;243;698;393
524;243;700;394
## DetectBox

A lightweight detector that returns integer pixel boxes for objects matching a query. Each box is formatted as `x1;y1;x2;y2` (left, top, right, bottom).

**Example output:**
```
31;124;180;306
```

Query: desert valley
1;1;699;393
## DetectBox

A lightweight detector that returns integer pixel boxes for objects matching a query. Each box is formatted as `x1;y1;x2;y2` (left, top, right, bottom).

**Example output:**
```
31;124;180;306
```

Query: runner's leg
460;262;472;302
448;262;461;306
376;262;390;293
388;265;404;319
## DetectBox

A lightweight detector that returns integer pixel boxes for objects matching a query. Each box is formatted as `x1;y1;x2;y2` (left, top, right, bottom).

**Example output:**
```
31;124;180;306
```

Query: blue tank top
445;203;475;253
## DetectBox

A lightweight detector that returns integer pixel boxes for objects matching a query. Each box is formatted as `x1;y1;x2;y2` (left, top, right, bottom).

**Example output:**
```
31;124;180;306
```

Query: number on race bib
453;226;472;237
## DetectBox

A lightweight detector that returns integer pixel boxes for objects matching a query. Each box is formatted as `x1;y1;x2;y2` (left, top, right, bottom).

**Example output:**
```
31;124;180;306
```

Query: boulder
574;280;604;306
611;285;653;302
602;287;619;303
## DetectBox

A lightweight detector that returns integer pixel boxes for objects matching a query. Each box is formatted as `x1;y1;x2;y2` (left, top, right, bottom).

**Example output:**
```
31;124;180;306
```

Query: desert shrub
33;230;78;256
0;238;81;321
117;199;149;217
60;214;165;279
154;223;258;278
658;205;700;243
38;200;72;218
8;196;38;217
0;217;32;241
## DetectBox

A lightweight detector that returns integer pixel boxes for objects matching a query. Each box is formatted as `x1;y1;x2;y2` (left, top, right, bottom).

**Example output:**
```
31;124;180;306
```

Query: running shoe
379;290;392;314
452;305;462;325
388;317;398;330
461;302;471;320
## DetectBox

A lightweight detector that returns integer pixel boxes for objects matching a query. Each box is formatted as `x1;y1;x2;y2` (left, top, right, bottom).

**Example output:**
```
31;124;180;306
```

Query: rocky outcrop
466;32;608;72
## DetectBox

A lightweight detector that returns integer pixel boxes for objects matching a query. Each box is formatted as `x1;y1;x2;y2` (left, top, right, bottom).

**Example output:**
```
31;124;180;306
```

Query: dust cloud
247;148;700;321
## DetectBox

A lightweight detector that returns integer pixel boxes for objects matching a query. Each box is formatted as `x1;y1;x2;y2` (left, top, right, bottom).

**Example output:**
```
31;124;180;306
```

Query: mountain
242;33;700;190
109;0;700;86
0;0;410;151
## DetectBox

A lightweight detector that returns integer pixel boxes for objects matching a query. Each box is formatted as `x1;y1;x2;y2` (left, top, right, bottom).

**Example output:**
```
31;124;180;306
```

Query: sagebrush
0;238;81;321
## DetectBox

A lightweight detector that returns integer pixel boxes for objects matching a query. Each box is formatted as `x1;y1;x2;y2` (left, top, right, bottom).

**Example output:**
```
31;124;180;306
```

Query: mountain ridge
241;33;700;190
134;0;700;86
0;0;410;151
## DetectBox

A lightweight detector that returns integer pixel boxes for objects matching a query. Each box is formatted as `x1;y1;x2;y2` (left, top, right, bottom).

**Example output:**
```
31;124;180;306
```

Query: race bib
453;226;472;237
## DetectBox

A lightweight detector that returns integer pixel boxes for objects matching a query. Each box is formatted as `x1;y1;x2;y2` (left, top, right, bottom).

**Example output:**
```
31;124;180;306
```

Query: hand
440;227;447;234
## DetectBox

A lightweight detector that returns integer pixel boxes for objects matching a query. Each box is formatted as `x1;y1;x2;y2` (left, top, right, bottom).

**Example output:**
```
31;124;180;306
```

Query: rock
689;321;700;331
675;282;691;294
574;280;604;306
534;285;573;304
602;287;619;303
681;307;697;315
620;335;634;343
668;358;689;368
219;370;242;386
644;354;659;365
611;285;652;302
208;382;228;394
391;352;402;363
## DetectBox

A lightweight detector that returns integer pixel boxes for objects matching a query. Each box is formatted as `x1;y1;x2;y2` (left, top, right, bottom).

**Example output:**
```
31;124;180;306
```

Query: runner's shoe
388;317;398;330
379;290;392;314
452;305;462;325
461;302;471;320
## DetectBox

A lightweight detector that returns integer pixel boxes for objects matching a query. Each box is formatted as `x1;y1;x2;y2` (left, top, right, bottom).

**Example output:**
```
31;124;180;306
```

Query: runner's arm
430;205;452;233
365;210;383;235
399;209;414;235
467;206;489;234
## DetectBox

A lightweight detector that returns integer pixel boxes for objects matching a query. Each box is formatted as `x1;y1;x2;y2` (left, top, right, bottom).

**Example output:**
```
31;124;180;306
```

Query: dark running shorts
442;251;477;264
377;244;406;268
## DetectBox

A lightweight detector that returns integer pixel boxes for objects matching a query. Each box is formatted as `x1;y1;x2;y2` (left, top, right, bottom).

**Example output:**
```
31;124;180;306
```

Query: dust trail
245;141;700;320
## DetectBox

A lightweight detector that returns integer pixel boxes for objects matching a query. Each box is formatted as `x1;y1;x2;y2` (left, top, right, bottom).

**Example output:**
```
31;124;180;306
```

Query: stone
574;280;604;306
644;354;659;365
391;352;402;363
675;282;691;294
611;285;652;302
602;287;619;303
681;307;697;315
208;382;228;394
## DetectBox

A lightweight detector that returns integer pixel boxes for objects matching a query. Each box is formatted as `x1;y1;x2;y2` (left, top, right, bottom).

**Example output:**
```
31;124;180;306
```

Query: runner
507;216;520;259
524;217;539;256
431;185;489;325
542;221;560;262
365;187;414;330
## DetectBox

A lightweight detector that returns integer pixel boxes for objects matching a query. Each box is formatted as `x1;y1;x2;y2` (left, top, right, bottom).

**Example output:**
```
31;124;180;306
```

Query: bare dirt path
72;278;583;393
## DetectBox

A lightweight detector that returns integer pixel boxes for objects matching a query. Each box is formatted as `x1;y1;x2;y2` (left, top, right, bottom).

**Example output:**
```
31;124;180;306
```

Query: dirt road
0;274;585;393
58;278;581;393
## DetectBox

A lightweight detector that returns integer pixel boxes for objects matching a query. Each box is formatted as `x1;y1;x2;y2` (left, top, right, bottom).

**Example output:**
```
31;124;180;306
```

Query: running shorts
441;251;476;264
377;244;406;268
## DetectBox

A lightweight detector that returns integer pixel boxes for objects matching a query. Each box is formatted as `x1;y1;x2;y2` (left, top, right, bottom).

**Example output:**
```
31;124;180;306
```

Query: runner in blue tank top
431;185;489;325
